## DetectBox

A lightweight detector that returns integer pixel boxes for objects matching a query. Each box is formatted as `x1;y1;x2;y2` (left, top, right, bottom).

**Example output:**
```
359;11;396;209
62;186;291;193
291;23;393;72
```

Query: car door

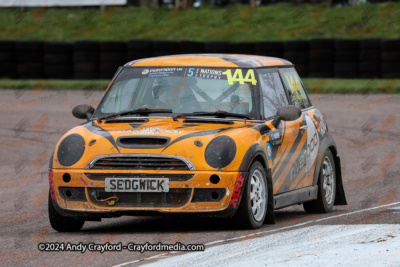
258;68;307;195
279;67;319;190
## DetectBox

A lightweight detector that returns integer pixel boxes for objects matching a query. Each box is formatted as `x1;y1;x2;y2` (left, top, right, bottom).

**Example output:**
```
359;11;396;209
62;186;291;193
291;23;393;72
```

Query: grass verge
1;3;400;41
1;78;400;93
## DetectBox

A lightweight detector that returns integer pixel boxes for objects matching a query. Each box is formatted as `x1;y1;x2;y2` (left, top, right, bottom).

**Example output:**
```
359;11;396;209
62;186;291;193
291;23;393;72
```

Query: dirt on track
0;90;399;266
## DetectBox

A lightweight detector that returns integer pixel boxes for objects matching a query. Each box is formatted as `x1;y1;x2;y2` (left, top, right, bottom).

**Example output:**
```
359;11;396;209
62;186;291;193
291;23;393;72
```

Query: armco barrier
0;39;398;80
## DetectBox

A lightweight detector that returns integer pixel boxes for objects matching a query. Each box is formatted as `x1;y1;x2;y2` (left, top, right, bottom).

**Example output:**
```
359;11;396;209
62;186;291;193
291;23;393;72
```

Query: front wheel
303;150;336;213
234;162;268;229
48;191;85;232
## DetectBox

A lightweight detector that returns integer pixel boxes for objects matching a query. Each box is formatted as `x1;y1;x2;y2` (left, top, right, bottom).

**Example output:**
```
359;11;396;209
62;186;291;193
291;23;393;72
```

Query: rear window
279;68;311;109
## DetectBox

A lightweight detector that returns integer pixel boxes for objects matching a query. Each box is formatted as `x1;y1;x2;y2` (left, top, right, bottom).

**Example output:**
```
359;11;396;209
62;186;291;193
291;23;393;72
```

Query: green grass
0;78;110;90
2;78;400;93
1;3;400;41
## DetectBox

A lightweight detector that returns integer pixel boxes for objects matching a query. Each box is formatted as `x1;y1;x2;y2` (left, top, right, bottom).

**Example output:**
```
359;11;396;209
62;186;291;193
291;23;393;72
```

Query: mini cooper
48;54;347;231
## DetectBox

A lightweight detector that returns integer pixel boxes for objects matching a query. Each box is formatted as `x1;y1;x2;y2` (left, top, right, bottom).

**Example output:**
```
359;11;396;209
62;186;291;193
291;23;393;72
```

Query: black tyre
180;40;205;54
228;42;255;55
127;51;152;61
335;51;359;62
284;40;309;52
127;39;154;51
44;42;73;54
100;52;126;63
381;52;400;62
204;41;230;53
44;54;72;64
310;38;335;50
309;50;334;61
303;150;336;213
381;39;400;51
360;39;381;50
153;40;180;56
283;52;309;64
74;41;100;52
335;39;359;50
254;41;283;56
100;41;126;52
234;162;268;229
48;191;85;232
73;51;99;63
0;52;15;62
309;61;334;72
360;50;380;62
0;41;15;51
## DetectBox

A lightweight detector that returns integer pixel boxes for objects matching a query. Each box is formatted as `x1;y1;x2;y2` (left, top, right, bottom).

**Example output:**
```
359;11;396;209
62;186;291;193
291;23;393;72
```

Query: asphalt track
0;89;399;266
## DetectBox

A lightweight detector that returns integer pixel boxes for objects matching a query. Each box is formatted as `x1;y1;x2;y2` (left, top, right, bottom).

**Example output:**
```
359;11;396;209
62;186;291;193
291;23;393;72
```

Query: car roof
124;54;293;68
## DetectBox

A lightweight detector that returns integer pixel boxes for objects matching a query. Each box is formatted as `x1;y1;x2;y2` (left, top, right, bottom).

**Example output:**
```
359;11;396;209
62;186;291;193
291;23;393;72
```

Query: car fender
313;134;347;205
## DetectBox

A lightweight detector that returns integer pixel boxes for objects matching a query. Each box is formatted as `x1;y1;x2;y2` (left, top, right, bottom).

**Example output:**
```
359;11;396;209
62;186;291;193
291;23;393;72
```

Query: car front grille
88;188;192;208
84;173;194;181
86;154;195;171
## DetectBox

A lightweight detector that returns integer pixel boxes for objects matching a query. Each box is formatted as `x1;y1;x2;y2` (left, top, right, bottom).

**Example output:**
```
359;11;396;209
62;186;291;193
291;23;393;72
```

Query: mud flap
334;156;347;205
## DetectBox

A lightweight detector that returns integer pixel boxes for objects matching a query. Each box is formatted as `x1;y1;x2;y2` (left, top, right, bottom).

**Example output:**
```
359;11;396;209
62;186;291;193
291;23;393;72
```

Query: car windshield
94;67;259;119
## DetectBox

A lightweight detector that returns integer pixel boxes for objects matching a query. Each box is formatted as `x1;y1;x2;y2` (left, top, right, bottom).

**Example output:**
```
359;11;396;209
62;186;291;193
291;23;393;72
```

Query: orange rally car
48;54;347;231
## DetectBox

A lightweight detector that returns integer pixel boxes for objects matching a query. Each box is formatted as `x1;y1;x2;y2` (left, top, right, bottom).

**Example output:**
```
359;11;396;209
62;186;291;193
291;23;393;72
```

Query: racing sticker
140;68;185;78
119;127;183;135
266;142;272;160
223;69;257;85
229;172;245;208
187;68;224;80
305;115;319;173
289;115;320;180
285;74;306;101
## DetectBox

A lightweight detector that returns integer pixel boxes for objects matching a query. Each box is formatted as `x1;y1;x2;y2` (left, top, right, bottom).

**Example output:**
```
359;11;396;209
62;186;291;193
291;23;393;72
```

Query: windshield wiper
173;111;253;121
97;108;173;122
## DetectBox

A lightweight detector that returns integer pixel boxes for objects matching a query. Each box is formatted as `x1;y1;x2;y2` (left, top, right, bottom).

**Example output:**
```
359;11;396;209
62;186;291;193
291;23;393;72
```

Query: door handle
300;125;308;130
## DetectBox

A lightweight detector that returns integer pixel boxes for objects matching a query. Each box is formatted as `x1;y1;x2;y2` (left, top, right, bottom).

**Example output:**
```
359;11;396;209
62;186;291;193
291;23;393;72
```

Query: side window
258;71;289;119
101;79;139;113
279;68;311;109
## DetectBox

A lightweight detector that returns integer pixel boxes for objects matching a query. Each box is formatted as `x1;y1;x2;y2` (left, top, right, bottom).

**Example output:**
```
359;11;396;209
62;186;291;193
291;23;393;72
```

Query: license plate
105;178;169;193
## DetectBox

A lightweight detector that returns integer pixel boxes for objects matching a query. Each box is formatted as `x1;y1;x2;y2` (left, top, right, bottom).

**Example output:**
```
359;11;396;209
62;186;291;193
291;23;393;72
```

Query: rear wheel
234;162;267;229
303;150;336;213
48;191;85;232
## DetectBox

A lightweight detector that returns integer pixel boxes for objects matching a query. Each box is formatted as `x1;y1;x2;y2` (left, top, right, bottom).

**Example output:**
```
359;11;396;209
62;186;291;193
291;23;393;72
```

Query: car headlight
205;136;236;169
57;134;86;166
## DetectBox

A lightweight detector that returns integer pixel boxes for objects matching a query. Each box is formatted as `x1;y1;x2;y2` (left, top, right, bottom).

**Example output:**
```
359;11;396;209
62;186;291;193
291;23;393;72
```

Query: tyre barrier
0;39;398;79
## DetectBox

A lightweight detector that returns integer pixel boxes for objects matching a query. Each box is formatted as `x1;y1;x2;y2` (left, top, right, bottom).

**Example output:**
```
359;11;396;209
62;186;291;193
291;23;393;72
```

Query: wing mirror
72;104;95;120
271;105;301;128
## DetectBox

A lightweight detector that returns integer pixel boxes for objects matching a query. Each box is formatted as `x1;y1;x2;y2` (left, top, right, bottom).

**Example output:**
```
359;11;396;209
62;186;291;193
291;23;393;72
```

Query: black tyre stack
126;39;153;62
283;40;309;77
180;40;205;54
381;39;400;79
254;41;284;58
0;41;17;78
309;39;335;78
228;42;255;55
16;41;44;79
99;41;126;79
43;42;73;79
153;40;180;57
334;39;360;78
73;41;99;79
204;41;230;54
359;39;381;79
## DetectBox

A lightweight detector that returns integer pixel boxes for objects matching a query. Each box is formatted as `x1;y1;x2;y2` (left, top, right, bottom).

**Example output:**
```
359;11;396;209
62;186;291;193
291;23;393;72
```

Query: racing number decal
285;74;306;100
223;69;257;85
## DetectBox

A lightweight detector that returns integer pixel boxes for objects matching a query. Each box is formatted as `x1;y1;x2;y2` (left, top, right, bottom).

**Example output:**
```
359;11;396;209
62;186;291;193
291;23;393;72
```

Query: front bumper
51;169;244;218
